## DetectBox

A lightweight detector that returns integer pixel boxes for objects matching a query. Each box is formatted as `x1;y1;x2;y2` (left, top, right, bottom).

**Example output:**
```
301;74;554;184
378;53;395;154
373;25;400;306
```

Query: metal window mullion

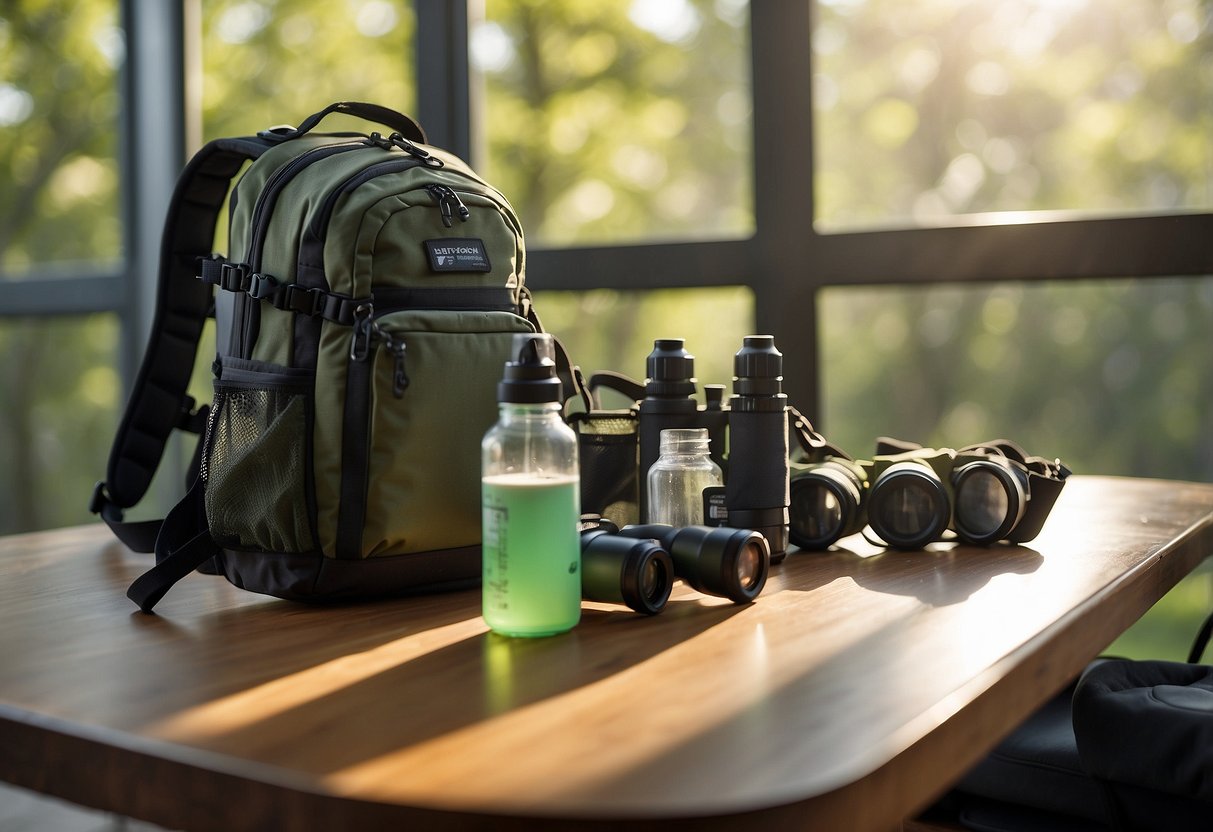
416;0;473;163
119;0;188;389
0;275;125;317
750;0;819;419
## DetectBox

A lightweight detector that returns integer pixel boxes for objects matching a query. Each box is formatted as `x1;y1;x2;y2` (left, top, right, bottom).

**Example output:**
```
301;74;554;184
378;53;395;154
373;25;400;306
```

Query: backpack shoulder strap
91;136;272;552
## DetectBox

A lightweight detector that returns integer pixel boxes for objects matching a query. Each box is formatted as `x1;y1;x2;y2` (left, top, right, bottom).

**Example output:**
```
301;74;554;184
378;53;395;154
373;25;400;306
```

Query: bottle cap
659;427;710;455
498;333;563;403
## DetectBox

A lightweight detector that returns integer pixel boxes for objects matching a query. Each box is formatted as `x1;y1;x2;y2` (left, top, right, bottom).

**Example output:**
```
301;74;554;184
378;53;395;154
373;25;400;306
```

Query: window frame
3;0;1211;428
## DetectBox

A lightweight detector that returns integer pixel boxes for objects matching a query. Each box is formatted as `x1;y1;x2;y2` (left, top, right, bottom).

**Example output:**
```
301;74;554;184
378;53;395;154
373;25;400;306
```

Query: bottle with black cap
481;333;581;637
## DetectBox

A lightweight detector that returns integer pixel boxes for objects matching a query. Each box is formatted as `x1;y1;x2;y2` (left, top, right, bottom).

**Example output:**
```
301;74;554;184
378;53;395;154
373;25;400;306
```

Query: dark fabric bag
1072;658;1213;829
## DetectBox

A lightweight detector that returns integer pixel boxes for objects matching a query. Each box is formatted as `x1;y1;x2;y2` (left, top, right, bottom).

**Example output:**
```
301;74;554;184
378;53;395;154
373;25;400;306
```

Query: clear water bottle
481;333;581;637
646;428;723;528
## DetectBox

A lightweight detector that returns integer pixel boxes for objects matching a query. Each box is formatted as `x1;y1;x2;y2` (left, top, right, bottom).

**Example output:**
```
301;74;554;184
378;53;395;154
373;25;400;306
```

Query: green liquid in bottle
482;473;581;637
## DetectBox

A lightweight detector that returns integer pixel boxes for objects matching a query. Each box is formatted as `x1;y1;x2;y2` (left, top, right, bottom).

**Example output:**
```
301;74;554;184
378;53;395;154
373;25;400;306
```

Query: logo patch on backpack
424;238;492;273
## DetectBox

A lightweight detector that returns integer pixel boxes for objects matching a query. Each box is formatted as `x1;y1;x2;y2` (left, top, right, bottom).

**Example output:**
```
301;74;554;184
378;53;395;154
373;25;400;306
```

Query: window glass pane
813;0;1213;231
0;315;120;534
200;0;416;139
475;0;753;246
541;286;755;389
0;2;123;276
819;276;1213;482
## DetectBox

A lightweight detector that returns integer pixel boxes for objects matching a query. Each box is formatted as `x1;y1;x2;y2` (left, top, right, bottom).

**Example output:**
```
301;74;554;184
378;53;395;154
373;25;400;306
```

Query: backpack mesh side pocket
202;369;315;553
569;409;639;529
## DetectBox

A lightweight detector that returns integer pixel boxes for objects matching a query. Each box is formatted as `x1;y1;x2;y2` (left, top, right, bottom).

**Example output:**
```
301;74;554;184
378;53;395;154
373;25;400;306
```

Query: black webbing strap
126;479;220;613
523;294;591;414
197;255;369;326
788;405;850;460
92;136;272;552
1188;608;1213;664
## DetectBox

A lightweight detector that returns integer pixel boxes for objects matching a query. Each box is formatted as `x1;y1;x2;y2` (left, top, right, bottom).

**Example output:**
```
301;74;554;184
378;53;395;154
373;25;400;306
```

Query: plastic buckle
196;255;225;285
277;285;324;317
89;481;110;516
248;273;279;300
257;124;297;143
218;261;250;293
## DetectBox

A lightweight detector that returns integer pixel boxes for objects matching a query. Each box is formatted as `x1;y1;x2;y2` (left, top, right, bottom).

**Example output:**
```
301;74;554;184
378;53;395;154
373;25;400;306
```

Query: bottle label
703;486;728;526
482;473;581;637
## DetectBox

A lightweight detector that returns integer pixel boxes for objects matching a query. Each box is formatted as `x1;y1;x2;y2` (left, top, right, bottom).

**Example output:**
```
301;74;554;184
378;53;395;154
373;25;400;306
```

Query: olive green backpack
91;103;578;612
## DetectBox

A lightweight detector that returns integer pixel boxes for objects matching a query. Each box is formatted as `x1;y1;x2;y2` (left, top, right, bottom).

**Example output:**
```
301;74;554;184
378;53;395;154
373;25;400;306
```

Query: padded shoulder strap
92;136;272;551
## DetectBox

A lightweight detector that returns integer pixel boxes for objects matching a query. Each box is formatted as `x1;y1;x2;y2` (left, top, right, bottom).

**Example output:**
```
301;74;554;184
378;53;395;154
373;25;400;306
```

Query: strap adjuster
275;284;324;317
89;481;110;515
247;272;279;300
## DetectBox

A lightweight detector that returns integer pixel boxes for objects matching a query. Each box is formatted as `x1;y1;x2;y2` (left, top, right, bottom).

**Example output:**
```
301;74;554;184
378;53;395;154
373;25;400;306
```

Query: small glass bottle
646;428;723;528
481;333;581;638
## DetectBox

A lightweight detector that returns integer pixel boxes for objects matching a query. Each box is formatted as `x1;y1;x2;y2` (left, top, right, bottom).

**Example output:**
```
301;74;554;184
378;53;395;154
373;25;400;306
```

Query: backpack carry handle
261;101;427;145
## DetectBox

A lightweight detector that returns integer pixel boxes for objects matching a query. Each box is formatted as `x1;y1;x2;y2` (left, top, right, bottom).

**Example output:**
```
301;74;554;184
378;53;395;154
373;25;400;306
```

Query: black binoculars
788;438;1070;551
580;518;770;612
638;336;791;564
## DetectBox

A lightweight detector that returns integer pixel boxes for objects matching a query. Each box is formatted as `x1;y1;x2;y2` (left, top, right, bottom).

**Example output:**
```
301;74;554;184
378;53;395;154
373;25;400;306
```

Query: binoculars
788;438;1070;551
580;518;770;613
638;336;790;563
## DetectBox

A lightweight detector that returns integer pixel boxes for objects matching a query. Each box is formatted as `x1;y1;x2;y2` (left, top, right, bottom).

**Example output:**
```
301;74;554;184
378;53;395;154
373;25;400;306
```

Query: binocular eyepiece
580;519;770;611
788;440;1070;551
580;525;675;615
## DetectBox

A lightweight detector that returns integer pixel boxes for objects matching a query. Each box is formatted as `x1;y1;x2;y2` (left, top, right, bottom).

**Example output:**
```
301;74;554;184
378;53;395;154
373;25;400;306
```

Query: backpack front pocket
334;309;536;559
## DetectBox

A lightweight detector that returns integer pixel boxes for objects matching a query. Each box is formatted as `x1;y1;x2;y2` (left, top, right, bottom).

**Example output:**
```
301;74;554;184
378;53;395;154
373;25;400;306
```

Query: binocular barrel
638;339;705;522
580;528;674;615
725;336;790;564
787;459;866;550
620;523;769;605
866;461;952;550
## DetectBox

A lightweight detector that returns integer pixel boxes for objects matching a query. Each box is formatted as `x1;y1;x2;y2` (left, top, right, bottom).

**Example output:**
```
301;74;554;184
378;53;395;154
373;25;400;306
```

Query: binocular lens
787;463;863;550
953;462;1023;544
867;463;950;550
789;481;843;547
639;556;666;604
734;537;766;593
581;531;674;615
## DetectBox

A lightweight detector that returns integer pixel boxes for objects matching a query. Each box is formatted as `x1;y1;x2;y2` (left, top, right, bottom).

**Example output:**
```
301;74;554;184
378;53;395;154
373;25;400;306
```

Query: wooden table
1;475;1211;831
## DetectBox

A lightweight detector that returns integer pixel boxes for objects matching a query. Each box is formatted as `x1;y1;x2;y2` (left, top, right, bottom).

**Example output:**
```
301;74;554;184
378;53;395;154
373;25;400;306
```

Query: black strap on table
1188;608;1213;664
125;479;221;613
90;136;273;553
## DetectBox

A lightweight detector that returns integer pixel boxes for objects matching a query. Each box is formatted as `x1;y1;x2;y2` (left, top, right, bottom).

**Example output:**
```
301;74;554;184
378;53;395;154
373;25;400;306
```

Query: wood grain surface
1;475;1211;831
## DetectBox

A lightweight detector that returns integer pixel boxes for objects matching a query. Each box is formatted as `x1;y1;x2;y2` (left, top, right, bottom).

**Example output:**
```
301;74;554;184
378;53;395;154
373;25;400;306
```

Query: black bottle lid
498;333;563;403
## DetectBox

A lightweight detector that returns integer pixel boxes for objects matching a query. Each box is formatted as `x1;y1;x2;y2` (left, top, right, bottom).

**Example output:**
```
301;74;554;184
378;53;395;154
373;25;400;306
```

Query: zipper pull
388;132;445;168
387;338;409;397
425;184;470;228
350;303;375;361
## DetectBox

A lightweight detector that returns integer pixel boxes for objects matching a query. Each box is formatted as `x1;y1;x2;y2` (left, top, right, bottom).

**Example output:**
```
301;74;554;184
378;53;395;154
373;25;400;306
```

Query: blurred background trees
2;0;1210;656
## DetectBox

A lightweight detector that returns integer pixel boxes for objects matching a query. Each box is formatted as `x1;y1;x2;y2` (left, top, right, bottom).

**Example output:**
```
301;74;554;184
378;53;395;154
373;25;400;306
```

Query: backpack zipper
307;158;425;242
424;184;470;228
245;139;371;272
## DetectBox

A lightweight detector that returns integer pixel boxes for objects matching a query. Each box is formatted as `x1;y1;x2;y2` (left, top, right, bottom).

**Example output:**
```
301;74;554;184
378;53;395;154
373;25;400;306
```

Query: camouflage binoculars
788;438;1070;551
